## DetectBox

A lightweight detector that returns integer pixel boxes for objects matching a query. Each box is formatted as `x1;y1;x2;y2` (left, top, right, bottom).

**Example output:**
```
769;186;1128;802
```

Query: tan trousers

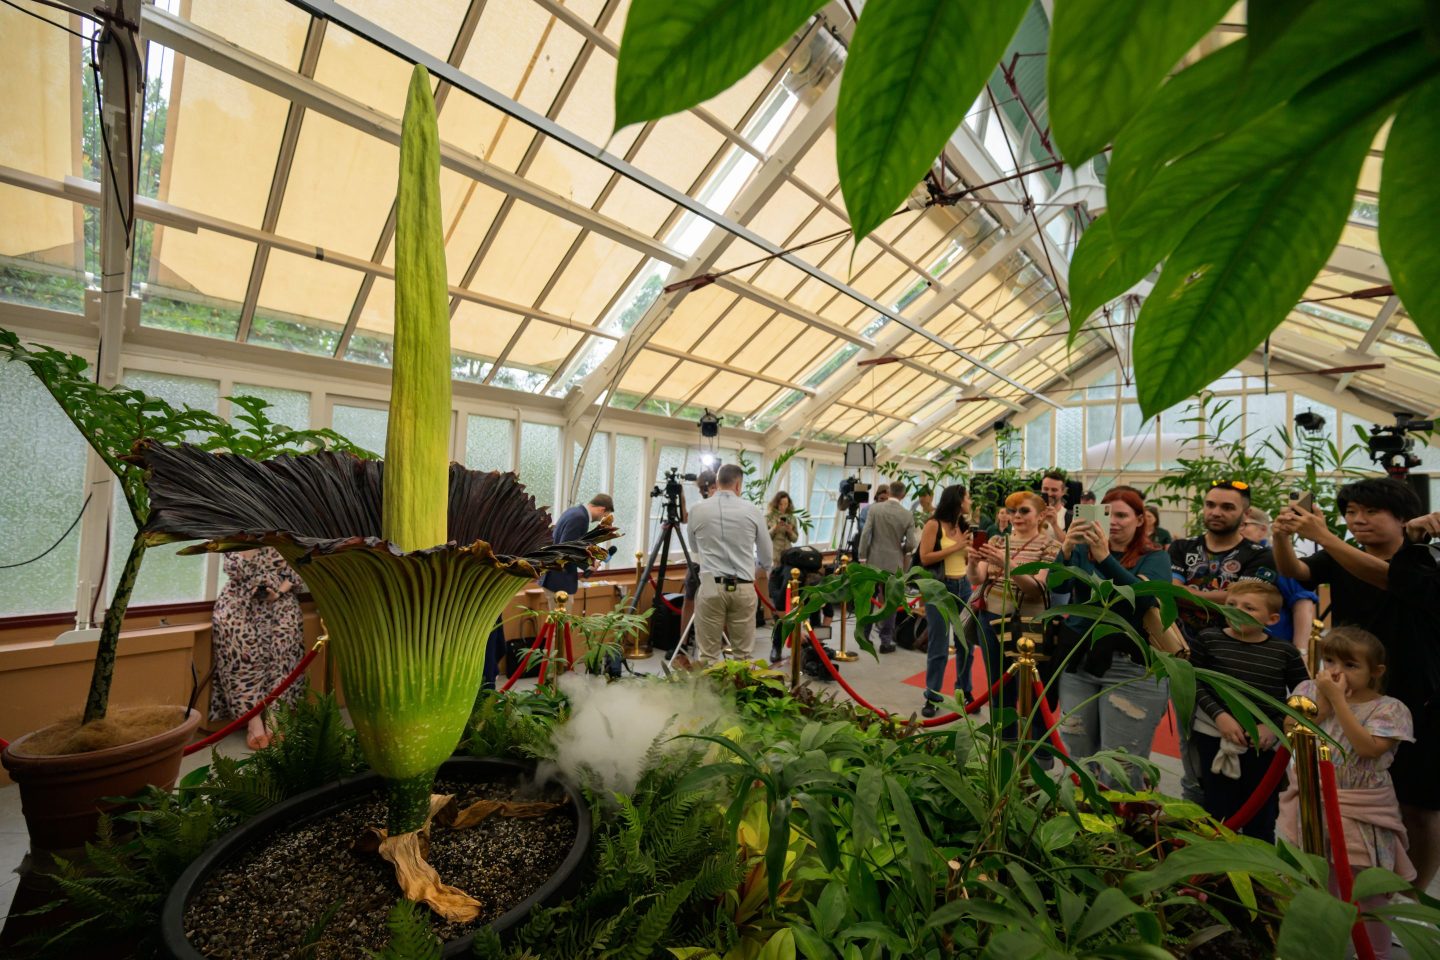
694;577;757;667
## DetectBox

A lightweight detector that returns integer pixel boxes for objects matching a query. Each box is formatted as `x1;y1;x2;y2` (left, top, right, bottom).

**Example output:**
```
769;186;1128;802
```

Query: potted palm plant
0;330;371;851
143;65;615;939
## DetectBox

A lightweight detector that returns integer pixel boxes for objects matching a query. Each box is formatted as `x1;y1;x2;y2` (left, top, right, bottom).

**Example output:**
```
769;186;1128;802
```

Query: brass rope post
1287;694;1325;855
789;567;804;689
627;551;652;659
1307;618;1324;677
1006;620;1048;724
834;553;857;662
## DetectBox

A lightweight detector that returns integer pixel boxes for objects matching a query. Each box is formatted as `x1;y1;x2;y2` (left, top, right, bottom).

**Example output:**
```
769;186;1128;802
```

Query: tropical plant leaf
1275;886;1355;960
1131;120;1374;417
613;0;825;131
1047;0;1232;165
835;0;1029;241
1073;887;1145;944
1379;75;1440;352
1123;840;1305;895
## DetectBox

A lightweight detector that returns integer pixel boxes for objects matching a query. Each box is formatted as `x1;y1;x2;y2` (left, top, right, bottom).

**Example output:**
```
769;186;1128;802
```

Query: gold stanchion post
833;553;858;662
1287;694;1326;855
1307;618;1324;677
1005;620;1048;724
627;551;653;659
788;567;804;689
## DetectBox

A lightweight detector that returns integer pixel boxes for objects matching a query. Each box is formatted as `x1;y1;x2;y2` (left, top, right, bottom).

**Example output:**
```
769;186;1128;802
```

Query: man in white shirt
687;463;772;666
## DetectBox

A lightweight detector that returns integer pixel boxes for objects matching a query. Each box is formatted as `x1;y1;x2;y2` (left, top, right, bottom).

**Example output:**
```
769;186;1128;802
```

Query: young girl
1279;627;1415;959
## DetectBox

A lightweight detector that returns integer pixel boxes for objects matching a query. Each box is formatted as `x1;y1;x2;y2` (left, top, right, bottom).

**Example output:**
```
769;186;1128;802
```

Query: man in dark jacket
539;492;615;674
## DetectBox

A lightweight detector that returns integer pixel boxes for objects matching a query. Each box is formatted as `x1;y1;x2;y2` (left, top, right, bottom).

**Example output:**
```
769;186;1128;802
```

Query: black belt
712;576;753;583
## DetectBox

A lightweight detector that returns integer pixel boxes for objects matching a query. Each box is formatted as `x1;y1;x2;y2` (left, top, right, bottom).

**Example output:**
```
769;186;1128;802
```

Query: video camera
837;475;870;512
1367;412;1435;476
651;466;697;500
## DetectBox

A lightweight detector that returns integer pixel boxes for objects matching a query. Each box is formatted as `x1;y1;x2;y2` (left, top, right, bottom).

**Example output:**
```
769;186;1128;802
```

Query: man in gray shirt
858;480;917;653
687;463;772;666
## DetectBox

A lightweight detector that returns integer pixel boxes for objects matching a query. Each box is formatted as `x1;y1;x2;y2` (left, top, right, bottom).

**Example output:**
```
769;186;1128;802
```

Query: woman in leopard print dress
210;547;306;749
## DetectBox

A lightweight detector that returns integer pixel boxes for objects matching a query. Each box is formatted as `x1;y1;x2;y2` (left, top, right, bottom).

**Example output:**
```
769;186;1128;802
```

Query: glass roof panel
451;298;526;357
273;114;398;258
142;227;255;308
188;0;310;68
503;319;585;372
627;111;728;195
1;6;75;181
436;170;507;285
254;248;363;335
538;233;644;325
649;286;738;351
464;201;583;305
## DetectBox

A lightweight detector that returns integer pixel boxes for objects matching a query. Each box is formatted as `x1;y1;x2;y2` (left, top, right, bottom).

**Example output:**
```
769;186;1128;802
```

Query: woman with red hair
1054;487;1172;789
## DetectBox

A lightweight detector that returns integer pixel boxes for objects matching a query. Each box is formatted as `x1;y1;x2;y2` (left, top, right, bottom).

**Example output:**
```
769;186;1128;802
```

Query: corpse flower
137;64;613;920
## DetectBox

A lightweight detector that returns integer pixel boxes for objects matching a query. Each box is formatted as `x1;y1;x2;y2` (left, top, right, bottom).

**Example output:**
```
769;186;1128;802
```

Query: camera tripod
836;502;861;561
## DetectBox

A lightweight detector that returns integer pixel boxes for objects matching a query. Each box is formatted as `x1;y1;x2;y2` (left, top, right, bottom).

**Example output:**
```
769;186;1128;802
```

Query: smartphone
1290;490;1316;513
1076;503;1110;524
970;530;989;549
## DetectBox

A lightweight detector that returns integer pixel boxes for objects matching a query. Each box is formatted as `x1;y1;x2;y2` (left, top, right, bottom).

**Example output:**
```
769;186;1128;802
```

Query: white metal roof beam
1334;295;1401;393
561;78;843;427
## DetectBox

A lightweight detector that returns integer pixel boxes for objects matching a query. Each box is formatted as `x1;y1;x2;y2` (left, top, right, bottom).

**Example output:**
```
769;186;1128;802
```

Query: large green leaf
1131;121;1374;417
613;0;824;131
1275;887;1355;960
1047;0;1232;165
1108;32;1439;251
836;0;1029;241
1124;841;1305;896
1107;0;1426;218
1379;76;1440;352
1072;887;1145;944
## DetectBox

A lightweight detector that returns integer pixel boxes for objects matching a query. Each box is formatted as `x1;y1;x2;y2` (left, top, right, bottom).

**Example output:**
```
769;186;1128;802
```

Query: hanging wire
0;494;92;569
0;0;88;38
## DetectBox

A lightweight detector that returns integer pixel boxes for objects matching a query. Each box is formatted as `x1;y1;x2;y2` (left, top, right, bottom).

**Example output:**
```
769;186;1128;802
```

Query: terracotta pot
1;707;201;851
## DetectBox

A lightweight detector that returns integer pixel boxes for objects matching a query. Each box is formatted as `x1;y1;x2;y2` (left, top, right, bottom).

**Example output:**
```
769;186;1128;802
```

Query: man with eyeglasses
1169;480;1275;805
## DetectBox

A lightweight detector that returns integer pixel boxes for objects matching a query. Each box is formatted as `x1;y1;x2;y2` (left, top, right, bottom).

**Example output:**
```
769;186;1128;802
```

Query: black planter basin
161;756;590;959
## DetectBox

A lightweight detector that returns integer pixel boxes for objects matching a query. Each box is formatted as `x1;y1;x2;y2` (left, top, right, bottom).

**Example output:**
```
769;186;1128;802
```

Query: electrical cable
0;493;92;569
0;0;88;38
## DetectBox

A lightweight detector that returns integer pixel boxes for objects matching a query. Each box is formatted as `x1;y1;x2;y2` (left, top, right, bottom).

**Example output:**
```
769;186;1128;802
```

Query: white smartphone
1075;503;1110;524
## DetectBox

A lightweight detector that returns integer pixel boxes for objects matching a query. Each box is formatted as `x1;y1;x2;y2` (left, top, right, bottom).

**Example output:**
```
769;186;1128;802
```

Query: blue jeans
923;578;972;703
1058;659;1169;791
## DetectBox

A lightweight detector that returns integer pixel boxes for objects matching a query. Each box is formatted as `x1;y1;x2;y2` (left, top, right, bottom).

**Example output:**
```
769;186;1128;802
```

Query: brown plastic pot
1;707;201;851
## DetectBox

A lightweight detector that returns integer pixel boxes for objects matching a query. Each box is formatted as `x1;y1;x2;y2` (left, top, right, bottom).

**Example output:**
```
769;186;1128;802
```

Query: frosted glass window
648;445;688;548
1024;411;1052;470
518;422;560;511
788;458;810;514
465;415;513;473
971;447;995;470
0;360;89;615
571;433;609;507
330;404;389;457
110;372;220;606
232;383;310;431
1247;393;1287;467
1087;405;1115;448
808;463;848;548
1290;395;1339;467
1056;407;1083;471
611;435;646;564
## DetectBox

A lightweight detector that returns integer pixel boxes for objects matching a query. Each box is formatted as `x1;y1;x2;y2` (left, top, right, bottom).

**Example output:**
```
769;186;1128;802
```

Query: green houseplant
0;330;370;852
138;65;616;921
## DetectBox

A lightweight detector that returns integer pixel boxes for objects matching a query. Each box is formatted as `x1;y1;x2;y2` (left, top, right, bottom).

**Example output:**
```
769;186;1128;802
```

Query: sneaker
920;702;938;718
880;643;897;654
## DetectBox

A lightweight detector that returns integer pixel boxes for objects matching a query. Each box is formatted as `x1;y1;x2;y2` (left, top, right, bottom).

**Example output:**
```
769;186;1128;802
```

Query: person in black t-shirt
1275;478;1440;890
1168;480;1274;804
1169;481;1275;637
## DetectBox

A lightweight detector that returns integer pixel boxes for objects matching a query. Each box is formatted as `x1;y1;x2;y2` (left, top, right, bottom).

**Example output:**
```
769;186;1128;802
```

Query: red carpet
902;656;1180;758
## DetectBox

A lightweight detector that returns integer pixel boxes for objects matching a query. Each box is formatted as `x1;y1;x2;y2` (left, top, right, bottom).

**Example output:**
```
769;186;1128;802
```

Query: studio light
698;410;720;438
1293;409;1327;436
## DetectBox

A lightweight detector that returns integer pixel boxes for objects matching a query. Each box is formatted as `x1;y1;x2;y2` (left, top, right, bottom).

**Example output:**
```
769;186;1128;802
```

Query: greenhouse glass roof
0;0;1430;460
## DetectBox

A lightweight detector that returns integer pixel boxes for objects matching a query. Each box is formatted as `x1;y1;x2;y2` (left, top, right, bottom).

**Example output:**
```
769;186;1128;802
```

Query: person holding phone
918;484;980;716
1240;506;1319;654
1054;488;1172;788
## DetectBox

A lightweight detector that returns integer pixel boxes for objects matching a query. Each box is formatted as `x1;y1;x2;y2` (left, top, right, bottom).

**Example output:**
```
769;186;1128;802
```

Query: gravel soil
183;777;576;959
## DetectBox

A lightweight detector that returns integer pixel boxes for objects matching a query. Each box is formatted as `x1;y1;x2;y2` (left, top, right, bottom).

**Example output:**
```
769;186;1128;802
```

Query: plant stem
388;769;439;834
83;532;146;724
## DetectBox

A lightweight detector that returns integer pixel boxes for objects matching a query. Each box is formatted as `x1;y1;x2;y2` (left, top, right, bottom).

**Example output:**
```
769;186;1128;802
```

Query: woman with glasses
971;491;1061;726
918;484;980;717
1055;488;1173;788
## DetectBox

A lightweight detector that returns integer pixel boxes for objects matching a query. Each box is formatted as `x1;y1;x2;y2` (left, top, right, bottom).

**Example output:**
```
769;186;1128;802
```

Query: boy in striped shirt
1191;580;1309;840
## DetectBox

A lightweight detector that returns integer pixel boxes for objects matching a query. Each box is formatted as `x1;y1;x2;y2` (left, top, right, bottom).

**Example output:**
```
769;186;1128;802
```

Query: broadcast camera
651;466;697;501
837;475;871;512
1367;412;1435;476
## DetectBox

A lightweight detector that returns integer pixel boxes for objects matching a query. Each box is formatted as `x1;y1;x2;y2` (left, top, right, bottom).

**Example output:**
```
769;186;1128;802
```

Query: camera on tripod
651;466;697;501
837;475;870;512
1367;412;1435;475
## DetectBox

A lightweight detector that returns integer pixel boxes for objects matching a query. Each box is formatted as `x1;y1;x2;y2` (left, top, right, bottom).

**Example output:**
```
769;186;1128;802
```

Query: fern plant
369;900;442;960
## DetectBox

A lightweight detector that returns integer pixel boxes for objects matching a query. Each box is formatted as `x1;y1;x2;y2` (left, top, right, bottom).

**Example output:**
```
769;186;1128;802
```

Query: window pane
110;371;220;606
518;422;560;512
572;433;609;507
465;414;513;473
1247;393;1287;468
1024;411;1052;470
649;444;688;549
612;435;646;565
0;359;89;615
330;404;389;458
232;383;310;430
1056;407;1083;471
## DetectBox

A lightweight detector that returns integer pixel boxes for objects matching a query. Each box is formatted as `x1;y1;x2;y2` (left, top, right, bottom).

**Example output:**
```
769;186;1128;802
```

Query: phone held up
1290;490;1316;513
1075;503;1110;525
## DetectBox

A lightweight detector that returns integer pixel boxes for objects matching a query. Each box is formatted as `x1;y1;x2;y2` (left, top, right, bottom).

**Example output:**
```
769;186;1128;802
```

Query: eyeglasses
1015;507;1035;515
1210;480;1250;491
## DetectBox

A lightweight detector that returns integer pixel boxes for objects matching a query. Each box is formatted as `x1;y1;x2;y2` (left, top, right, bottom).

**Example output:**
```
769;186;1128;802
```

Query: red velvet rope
1321;757;1378;960
536;617;560;686
1034;680;1070;757
648;576;682;614
803;623;1008;727
0;736;9;751
1221;746;1292;830
182;646;319;755
503;621;553;692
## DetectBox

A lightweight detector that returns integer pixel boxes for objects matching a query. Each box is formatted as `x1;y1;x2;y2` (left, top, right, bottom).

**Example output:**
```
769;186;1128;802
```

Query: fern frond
369;900;441;960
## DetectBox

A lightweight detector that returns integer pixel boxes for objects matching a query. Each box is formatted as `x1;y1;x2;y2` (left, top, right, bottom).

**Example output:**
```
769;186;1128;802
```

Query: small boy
1190;580;1310;840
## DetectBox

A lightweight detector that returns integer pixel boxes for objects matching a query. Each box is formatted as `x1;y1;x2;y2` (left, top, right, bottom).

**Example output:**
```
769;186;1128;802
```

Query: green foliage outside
613;0;1440;424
